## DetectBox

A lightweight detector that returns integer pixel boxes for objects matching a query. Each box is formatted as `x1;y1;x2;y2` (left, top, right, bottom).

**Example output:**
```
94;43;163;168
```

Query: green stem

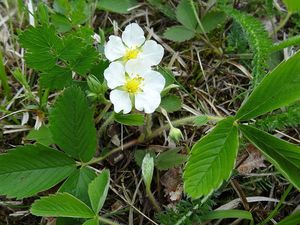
98;216;120;225
84;114;224;166
259;184;293;225
146;187;161;212
95;102;112;124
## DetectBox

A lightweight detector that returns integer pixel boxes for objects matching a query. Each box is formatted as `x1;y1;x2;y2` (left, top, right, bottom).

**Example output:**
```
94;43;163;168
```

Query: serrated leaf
197;11;226;34
19;26;62;71
31;192;95;218
97;0;137;14
26;125;54;146
176;0;198;30
40;66;73;90
156;149;187;171
164;25;195;42
114;113;144;126
236;51;300;121
0;144;76;198
88;170;110;214
160;95;182;113
49;86;97;162
70;45;98;75
83;218;99;225
59;167;97;206
36;3;50;24
283;0;300;12
142;154;154;190
239;125;300;190
51;13;72;33
184;117;239;199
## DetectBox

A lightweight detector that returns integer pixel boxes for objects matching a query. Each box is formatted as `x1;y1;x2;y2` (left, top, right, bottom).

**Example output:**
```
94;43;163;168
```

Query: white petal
104;62;126;89
139;40;164;66
104;35;126;61
110;90;132;114
125;59;150;77
122;23;145;48
142;70;165;93
135;90;161;113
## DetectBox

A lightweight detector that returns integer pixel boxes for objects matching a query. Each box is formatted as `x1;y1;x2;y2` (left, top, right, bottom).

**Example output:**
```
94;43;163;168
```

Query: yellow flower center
124;76;143;94
124;48;140;61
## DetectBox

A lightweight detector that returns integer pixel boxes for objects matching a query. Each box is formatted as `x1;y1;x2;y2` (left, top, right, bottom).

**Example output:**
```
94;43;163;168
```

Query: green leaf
40;66;73;90
277;211;300;225
69;45;98;75
134;150;156;167
142;153;154;190
114;113;144;126
36;3;50;25
176;0;198;30
18;26;62;71
183;117;239;199
197;11;226;33
236;52;300;121
146;0;176;19
239;125;300;190
53;0;71;15
163;26;195;42
0;144;76;198
31;193;95;218
283;0;300;12
156;149;187;171
49;86;97;162
160;95;182;113
59;167;97;206
26;125;54;146
200;210;253;221
83;218;99;225
97;0;137;14
88;170;110;214
193;115;209;126
51;13;72;33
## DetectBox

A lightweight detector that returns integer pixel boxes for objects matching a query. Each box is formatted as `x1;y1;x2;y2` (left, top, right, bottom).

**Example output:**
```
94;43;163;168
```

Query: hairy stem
146;187;161;212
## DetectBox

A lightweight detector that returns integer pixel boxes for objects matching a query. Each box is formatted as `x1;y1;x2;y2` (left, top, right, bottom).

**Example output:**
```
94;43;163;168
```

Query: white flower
104;23;164;68
104;61;165;114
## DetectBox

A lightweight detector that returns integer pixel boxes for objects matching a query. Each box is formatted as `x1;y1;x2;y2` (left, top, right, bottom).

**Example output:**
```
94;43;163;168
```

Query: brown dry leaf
161;168;183;202
238;144;266;174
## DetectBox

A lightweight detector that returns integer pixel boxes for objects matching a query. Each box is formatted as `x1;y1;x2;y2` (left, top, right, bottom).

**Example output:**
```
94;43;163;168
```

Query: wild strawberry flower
104;23;164;68
104;61;165;114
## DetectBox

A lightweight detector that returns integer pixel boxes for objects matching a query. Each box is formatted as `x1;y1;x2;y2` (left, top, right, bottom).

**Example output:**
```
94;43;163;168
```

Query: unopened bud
169;127;183;143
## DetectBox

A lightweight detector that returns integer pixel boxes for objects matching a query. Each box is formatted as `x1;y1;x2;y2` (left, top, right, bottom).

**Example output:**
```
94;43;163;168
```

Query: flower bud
169;127;183;143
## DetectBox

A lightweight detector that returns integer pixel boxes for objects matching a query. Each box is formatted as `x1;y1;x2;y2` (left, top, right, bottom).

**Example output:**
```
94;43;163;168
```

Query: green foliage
19;25;98;90
0;144;76;198
59;167;97;205
277;211;300;225
201;210;253;221
197;10;226;34
176;0;198;30
226;22;248;53
156;148;187;171
114;113;145;126
283;0;300;12
193;115;209;126
142;153;154;190
271;35;300;52
31;192;95;218
83;218;99;225
160;95;182;113
26;125;54;146
184;117;239;199
223;7;272;85
146;0;176;19
49;86;97;162
236;51;300;121
88;170;110;214
239;125;300;190
97;0;137;14
0;48;11;98
255;103;300;132
163;26;195;42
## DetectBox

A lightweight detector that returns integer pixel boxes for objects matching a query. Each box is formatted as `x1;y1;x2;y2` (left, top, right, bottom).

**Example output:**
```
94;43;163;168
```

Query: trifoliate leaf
0;144;76;198
31;192;95;218
49;86;97;162
88;170;110;214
